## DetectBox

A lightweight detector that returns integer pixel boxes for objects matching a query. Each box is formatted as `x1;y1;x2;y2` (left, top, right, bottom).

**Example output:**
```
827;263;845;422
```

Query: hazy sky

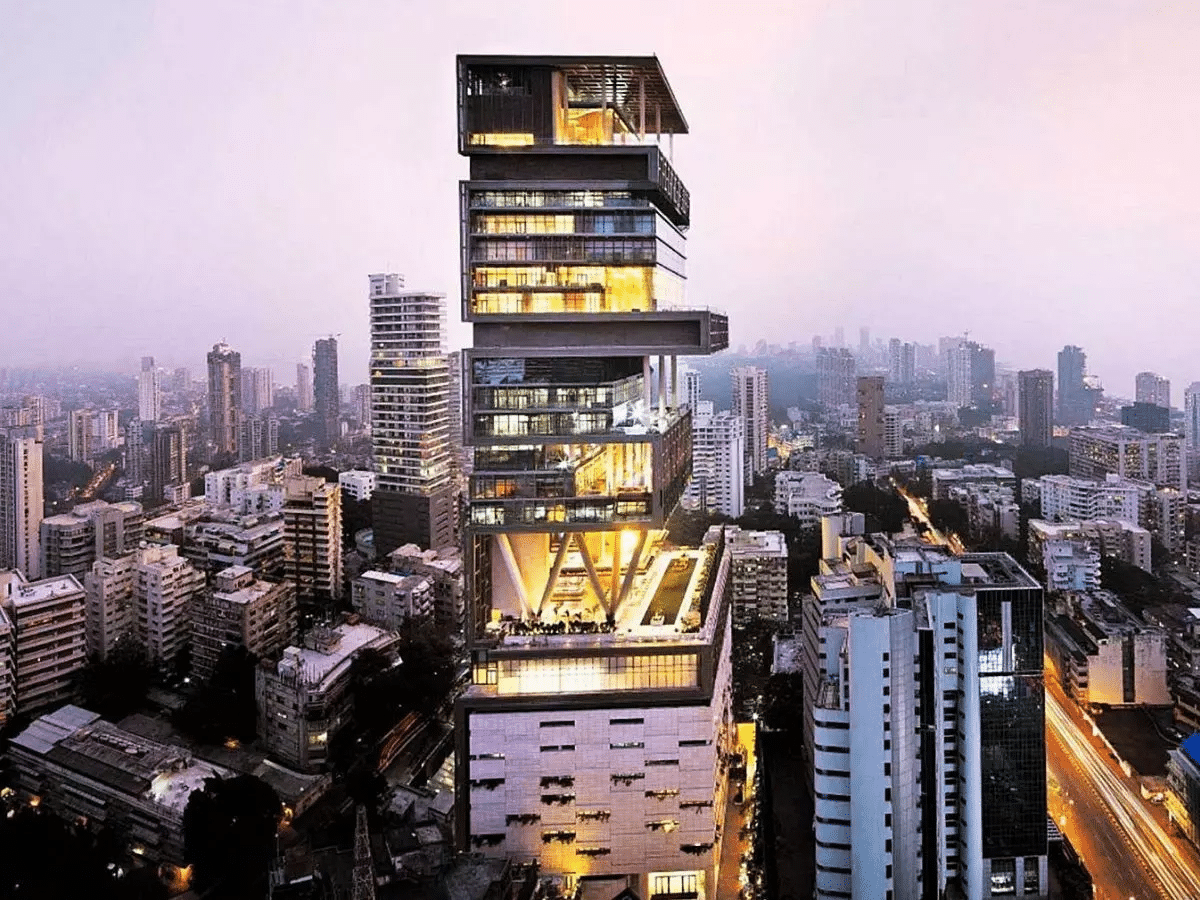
4;1;1200;398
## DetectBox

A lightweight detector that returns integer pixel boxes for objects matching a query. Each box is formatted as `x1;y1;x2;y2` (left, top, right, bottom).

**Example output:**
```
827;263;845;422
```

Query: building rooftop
725;527;787;559
958;553;1041;589
3;573;84;607
275;622;396;688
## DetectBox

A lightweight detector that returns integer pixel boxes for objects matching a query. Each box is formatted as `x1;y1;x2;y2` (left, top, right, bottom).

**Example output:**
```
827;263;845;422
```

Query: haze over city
5;1;1200;391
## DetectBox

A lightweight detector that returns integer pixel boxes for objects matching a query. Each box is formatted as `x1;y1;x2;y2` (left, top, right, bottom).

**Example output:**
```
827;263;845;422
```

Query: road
894;483;965;552
1046;681;1200;899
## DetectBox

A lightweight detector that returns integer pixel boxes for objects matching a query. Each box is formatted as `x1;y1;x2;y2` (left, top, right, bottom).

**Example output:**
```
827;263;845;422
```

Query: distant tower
1057;345;1088;425
1019;369;1054;447
856;376;886;458
0;426;44;578
352;804;376;900
313;338;340;450
1185;383;1200;449
368;274;454;554
681;364;702;411
207;342;242;460
296;362;314;412
138;356;160;423
1135;371;1170;410
731;366;769;483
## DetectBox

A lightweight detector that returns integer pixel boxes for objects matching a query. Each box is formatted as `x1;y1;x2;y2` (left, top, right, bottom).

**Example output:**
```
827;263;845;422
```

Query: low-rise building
0;570;86;715
8;705;229;863
338;470;376;503
1042;540;1101;593
1029;518;1152;573
183;514;286;578
724;526;788;622
190;565;298;680
1045;591;1170;707
40;499;145;580
387;543;465;632
256;621;399;772
204;455;302;511
930;463;1015;500
352;570;434;629
773;471;843;529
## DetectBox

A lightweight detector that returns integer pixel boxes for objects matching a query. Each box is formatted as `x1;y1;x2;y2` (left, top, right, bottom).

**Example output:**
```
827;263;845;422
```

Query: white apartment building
204;455;302;510
0;425;44;580
0;570;86;715
930;464;1015;500
731;367;769;482
685;401;745;518
134;544;205;665
1186;383;1200;449
338;469;377;502
387;542;465;632
1069;425;1186;491
1037;474;1145;523
189;565;298;680
883;407;903;459
84;553;136;660
352;570;434;629
68;408;120;462
283;475;343;609
774;471;843;528
41;499;145;580
138;357;161;423
724;526;788;622
257;621;400;772
1041;539;1101;593
1029;519;1152;573
681;365;701;411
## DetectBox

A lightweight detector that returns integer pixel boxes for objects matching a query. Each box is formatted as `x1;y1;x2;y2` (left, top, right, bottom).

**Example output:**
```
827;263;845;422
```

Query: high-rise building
1069;425;1186;491
189;565;297;680
40;499;144;580
134;544;205;666
856;375;886;458
138;356;161;423
241;367;274;416
453;55;735;895
816;347;856;409
883;407;903;459
0;425;44;579
282;475;343;618
806;519;1047;899
724;526;787;623
0;570;86;715
1185;383;1200;449
731;365;769;482
238;412;279;462
681;365;702;411
296;362;314;412
313;338;339;449
686;401;745;518
207;342;242;460
1120;402;1170;434
888;339;915;385
1135;371;1170;410
1057;345;1091;426
369;273;455;554
1018;369;1054;448
148;421;188;505
68;408;120;462
948;340;994;411
84;553;136;661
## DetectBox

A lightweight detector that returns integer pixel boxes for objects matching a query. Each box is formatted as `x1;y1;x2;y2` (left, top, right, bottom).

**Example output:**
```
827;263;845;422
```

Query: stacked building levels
257;621;400;773
205;454;302;513
1044;590;1169;709
855;375;886;459
369;273;456;554
84;553;136;660
0;424;44;579
0;570;86;717
138;356;161;423
930;464;1015;500
67;407;120;462
9;705;229;864
685;400;745;518
804;513;1049;900
1068;424;1185;491
387;542;465;632
134;543;206;666
452;55;736;898
731;366;768;483
1135;371;1170;409
282;474;343;617
296;362;314;412
1028;519;1152;573
313;337;339;450
1018;369;1053;448
40;499;144;580
190;564;298;680
207;342;242;460
1040;540;1101;593
352;569;434;629
1040;468;1186;554
773;471;843;529
816;347;856;409
724;526;788;623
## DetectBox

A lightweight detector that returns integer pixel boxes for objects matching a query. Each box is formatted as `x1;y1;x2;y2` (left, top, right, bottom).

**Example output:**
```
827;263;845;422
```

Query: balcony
469;492;653;530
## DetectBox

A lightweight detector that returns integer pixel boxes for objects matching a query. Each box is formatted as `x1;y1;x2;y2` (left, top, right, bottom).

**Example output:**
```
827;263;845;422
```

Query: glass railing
469;492;653;527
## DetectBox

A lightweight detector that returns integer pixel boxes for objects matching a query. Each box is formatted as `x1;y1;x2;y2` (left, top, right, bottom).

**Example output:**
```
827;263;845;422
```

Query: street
894;483;965;552
1046;678;1200;899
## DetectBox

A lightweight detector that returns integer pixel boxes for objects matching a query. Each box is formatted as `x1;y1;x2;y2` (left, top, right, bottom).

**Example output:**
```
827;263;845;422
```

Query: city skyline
6;3;1200;393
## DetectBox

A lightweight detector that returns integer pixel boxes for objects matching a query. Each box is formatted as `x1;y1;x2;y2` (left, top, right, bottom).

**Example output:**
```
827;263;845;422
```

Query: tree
842;481;909;535
75;637;155;720
761;672;805;732
927;498;970;538
183;774;282;897
342;493;373;550
175;645;259;744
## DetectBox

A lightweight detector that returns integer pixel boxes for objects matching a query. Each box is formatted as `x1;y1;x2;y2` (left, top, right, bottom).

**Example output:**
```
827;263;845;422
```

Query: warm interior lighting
469;132;535;147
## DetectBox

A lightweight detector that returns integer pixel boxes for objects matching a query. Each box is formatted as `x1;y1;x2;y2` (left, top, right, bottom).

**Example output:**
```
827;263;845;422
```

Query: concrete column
658;355;666;423
639;75;646;141
670;355;678;409
643;356;652;418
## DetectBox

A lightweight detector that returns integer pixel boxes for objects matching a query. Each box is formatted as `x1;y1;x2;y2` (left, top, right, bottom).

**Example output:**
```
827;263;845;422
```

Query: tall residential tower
731;365;768;483
452;55;734;898
313;337;340;450
207;342;242;460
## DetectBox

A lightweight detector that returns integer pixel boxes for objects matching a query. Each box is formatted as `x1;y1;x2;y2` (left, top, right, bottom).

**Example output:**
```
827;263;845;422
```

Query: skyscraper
1135;371;1170;410
856;375;886;458
1184;383;1200;450
148;421;188;505
687;401;745;517
241;367;274;416
731;365;769;483
0;426;43;579
452;54;734;895
369;274;455;554
207;342;242;460
313;337;339;449
296;362;314;412
1018;369;1054;448
816;347;856;408
138;356;160;423
1057;345;1090;426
